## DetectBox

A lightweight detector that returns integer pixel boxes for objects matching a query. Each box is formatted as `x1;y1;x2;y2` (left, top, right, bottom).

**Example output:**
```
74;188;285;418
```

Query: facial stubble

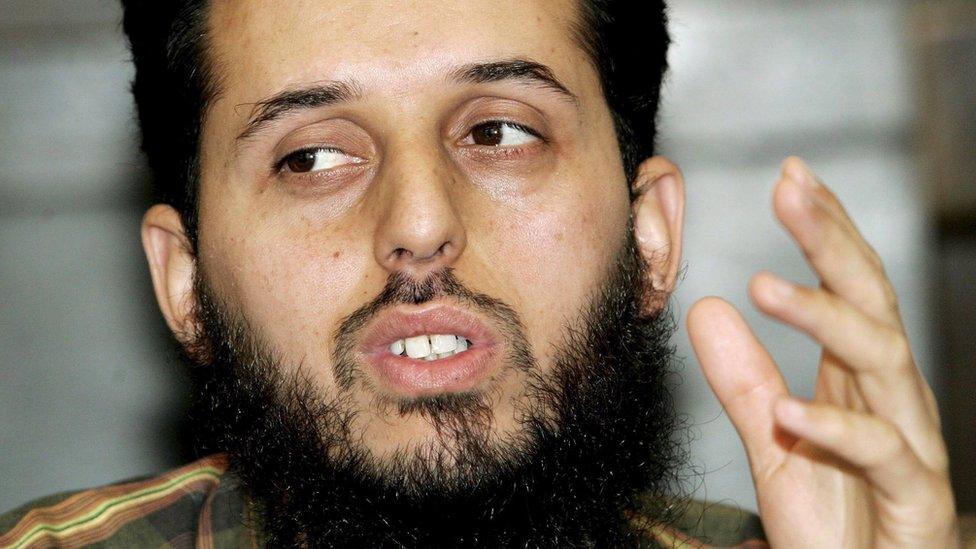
184;225;686;547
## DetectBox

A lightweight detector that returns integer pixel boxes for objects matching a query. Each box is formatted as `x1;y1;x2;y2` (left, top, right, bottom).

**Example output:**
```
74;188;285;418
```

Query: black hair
573;1;671;190
121;1;670;246
122;0;215;243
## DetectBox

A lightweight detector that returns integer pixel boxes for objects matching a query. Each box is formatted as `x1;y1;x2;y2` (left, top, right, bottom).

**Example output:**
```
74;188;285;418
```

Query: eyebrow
235;80;362;142
234;58;579;145
448;58;579;107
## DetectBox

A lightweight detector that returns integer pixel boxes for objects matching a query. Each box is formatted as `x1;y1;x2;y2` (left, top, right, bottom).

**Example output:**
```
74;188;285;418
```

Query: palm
758;353;874;546
684;159;956;548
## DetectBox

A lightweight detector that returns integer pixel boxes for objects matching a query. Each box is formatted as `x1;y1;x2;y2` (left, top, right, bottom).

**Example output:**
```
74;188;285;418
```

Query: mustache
329;267;536;411
331;267;526;352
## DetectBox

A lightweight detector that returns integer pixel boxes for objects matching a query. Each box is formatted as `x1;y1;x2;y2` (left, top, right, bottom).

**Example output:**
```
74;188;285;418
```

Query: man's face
194;0;632;466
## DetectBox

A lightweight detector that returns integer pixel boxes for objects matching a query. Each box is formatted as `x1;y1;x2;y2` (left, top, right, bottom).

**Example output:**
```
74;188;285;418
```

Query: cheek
485;183;629;363
205;212;372;371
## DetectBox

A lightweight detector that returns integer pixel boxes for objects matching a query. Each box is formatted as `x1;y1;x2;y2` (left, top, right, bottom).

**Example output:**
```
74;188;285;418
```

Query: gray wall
0;0;191;508
662;1;935;512
0;0;935;514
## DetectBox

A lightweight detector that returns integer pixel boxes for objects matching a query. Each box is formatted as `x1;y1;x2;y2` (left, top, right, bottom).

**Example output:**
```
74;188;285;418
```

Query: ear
141;204;198;343
631;156;685;315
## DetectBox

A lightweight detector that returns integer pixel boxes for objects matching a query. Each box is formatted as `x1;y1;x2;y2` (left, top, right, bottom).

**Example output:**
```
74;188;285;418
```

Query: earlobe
631;156;686;315
141;204;198;342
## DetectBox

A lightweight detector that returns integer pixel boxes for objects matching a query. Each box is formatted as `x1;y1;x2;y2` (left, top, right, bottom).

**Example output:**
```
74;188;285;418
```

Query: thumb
687;297;791;476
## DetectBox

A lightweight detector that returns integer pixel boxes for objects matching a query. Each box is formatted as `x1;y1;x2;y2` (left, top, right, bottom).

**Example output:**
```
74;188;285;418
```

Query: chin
356;378;528;468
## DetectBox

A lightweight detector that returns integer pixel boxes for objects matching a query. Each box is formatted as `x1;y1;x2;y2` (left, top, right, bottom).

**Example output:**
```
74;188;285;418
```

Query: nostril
422;243;448;262
405;243;448;263
385;240;455;267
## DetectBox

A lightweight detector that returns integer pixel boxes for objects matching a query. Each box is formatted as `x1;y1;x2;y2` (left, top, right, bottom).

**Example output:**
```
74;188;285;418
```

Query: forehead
207;0;587;107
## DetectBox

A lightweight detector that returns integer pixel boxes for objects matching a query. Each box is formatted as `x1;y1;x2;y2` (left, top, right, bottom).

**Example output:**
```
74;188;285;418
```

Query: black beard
184;227;687;548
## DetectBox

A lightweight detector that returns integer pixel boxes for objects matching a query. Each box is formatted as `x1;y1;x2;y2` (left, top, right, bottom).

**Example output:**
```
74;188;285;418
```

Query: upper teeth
391;334;470;361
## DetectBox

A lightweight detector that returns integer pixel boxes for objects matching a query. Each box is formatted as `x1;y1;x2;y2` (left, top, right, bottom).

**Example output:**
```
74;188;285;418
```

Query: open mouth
357;303;503;396
389;334;472;361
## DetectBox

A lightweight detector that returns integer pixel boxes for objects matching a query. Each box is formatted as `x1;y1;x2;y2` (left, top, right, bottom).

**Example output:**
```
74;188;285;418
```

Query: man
0;0;958;547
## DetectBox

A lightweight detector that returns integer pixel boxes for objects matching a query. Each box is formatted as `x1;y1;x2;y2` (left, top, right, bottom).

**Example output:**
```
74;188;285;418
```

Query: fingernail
784;158;818;190
764;274;794;301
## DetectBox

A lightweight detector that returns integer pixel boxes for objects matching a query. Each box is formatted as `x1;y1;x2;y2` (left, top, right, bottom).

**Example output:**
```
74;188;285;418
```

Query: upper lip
357;301;500;356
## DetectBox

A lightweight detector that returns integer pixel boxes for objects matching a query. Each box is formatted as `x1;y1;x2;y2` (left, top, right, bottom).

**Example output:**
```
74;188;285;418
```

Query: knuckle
864;243;885;270
824;290;850;322
930;450;950;476
870;423;908;465
803;237;828;266
865;325;915;377
796;286;825;314
878;328;914;372
921;382;943;428
879;279;900;312
816;185;841;209
858;245;900;309
823;411;848;440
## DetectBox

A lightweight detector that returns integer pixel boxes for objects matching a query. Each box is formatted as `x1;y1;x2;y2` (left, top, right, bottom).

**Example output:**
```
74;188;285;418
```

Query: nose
372;145;467;276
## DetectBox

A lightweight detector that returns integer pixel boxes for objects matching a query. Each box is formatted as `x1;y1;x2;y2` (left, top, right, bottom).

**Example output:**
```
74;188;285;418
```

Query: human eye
464;121;543;147
274;146;363;174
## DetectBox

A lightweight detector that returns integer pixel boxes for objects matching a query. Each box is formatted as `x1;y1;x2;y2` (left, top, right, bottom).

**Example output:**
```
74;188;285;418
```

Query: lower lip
362;344;501;397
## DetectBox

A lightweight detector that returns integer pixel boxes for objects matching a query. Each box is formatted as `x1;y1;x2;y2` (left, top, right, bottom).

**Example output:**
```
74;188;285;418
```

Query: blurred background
1;0;973;517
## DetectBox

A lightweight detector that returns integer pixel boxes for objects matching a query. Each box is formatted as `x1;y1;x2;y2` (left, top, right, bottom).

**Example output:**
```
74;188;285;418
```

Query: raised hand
687;157;958;548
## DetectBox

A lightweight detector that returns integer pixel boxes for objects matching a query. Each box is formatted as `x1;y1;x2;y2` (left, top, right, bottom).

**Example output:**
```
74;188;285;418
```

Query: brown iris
471;122;505;146
285;150;318;173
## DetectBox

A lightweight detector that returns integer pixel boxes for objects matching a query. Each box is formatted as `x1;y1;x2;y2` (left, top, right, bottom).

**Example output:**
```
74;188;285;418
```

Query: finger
774;157;900;325
751;272;947;471
687;297;790;474
773;398;944;507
